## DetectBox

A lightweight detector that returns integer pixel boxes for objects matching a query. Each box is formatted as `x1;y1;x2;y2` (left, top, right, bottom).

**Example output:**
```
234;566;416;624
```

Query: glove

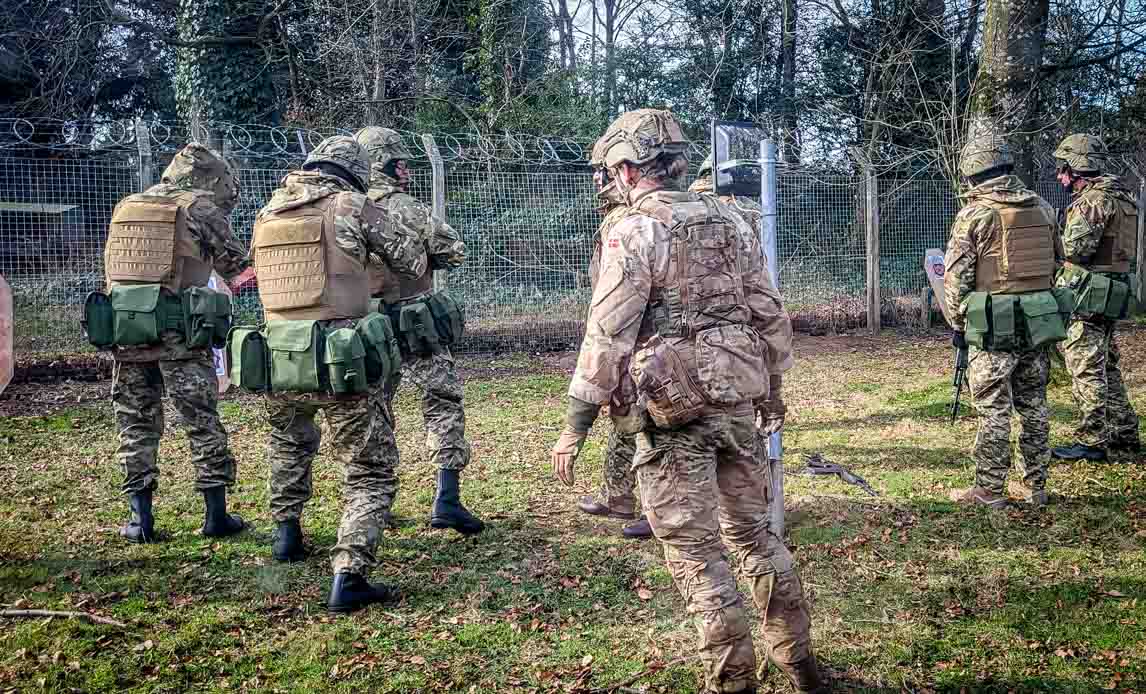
552;428;588;487
229;267;257;293
952;331;967;349
756;374;786;435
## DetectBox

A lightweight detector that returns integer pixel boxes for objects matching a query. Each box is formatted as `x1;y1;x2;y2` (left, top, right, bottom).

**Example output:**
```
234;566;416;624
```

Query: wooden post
422;134;447;292
134;120;153;191
865;169;881;334
1137;179;1145;305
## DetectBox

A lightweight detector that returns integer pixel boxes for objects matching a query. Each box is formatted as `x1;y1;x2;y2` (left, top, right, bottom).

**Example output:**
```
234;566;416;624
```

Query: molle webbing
974;200;1054;294
105;192;208;291
1090;194;1137;272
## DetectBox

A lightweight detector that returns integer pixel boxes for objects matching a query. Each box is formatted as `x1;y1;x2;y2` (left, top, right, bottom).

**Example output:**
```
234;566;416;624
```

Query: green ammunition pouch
964;290;1069;352
265;320;323;393
356;312;401;384
82;291;115;348
109;284;184;347
426;292;465;347
324;328;368;395
226;327;270;392
1057;264;1132;320
395;301;441;356
182;286;232;350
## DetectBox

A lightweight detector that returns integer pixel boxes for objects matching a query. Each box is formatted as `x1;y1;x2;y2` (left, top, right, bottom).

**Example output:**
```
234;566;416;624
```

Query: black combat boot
272;519;306;562
776;655;828;693
1051;443;1107;462
621;517;653;539
429;469;485;535
119;489;156;543
327;572;399;613
201;487;245;537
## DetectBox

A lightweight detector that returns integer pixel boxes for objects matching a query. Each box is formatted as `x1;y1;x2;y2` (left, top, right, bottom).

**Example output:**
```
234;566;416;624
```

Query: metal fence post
422;134;447;292
134;120;153;191
865;168;881;334
1137;179;1145;304
760;139;784;539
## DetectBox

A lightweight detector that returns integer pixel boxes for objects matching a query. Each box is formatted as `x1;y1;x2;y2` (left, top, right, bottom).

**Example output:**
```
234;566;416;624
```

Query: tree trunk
969;0;1050;183
367;0;386;124
780;0;799;162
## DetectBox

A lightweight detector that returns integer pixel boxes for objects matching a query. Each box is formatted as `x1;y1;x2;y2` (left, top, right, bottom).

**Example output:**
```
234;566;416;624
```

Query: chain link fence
0;119;1127;355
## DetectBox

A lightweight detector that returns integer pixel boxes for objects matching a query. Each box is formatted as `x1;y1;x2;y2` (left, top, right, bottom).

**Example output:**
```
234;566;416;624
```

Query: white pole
760;139;784;539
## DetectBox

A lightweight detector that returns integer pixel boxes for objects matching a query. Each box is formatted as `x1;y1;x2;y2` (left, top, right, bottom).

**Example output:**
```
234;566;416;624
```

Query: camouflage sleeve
943;204;995;331
568;215;655;405
391;194;466;270
1042;199;1066;268
186;197;250;280
361;198;428;280
1061;195;1106;263
739;218;795;374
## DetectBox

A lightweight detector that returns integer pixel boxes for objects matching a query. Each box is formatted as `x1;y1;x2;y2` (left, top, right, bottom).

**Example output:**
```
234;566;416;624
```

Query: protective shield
208;272;233;394
924;248;952;326
711;120;765;196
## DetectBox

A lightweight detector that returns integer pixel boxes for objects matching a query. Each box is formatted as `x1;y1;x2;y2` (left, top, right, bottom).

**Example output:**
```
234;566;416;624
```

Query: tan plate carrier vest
973;200;1055;294
104;191;211;291
1088;191;1138;273
252;193;369;321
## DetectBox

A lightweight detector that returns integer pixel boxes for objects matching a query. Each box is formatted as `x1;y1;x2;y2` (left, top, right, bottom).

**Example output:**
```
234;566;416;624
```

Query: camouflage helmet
354;127;413;170
596;109;688;170
958;134;1014;178
1054;134;1108;174
161;143;240;213
303;136;370;192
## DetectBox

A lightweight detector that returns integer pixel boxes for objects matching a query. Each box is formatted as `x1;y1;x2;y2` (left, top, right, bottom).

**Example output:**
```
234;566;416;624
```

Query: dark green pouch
1104;278;1130;320
184;287;233;349
82;291;114;348
1018;291;1067;349
1051;287;1076;320
356;312;401;384
398;302;440;355
427;292;465;346
324;328;368;395
110;284;164;346
227;327;269;392
964;292;990;350
990;294;1018;352
265;320;322;393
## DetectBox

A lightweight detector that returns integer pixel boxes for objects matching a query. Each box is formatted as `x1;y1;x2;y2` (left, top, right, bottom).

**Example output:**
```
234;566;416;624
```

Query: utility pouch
964;292;990;350
990;294;1018;352
183;287;232;349
694;324;768;405
631;335;707;429
324;328;368;395
265;320;323;393
1104;277;1131;320
226;327;270;392
1051;287;1076;321
82;291;114;348
356;312;401;384
427;292;465;347
110;284;169;346
1017;291;1067;349
397;302;440;355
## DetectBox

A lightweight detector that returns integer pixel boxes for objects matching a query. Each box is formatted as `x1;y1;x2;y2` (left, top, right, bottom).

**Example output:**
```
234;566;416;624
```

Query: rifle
950;345;968;424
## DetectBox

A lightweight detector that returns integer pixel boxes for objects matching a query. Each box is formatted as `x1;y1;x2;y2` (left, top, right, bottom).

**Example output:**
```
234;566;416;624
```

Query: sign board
208;273;231;394
923;248;952;326
0;275;11;395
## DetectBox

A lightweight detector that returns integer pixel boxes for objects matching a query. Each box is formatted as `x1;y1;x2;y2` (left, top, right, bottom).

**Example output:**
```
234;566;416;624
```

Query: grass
2;332;1146;693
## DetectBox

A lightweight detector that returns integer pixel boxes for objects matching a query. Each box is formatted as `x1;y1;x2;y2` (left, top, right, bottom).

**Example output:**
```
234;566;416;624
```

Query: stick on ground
1;609;128;629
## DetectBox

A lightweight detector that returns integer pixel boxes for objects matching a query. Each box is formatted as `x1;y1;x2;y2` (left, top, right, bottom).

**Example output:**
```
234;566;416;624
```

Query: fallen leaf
410;656;426;666
581;655;593;667
636;587;653;601
133;640;154;652
1103;590;1129;598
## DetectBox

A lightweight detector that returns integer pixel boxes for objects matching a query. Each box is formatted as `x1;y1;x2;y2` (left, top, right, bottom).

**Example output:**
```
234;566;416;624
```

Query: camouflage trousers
389;349;470;470
600;415;639;514
967;347;1051;493
1062;319;1140;449
265;383;399;576
112;351;236;494
635;405;813;693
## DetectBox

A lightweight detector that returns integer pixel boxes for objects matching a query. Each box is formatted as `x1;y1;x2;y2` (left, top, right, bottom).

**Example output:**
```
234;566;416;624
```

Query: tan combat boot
1007;480;1048;507
948;486;1007;509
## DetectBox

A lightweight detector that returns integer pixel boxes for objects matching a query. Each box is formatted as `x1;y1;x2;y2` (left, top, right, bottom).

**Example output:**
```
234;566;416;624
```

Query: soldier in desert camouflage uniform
1051;134;1141;462
354;127;484;535
552;109;824;693
689;152;763;232
253;136;426;612
105;143;249;543
944;135;1064;507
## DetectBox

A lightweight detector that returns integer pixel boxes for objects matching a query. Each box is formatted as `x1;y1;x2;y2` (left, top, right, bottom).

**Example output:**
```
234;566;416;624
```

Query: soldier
253;136;427;612
944;135;1064;507
572;141;651;540
353;127;484;535
551;109;824;693
689;152;763;232
1051;134;1141;462
103;143;248;543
